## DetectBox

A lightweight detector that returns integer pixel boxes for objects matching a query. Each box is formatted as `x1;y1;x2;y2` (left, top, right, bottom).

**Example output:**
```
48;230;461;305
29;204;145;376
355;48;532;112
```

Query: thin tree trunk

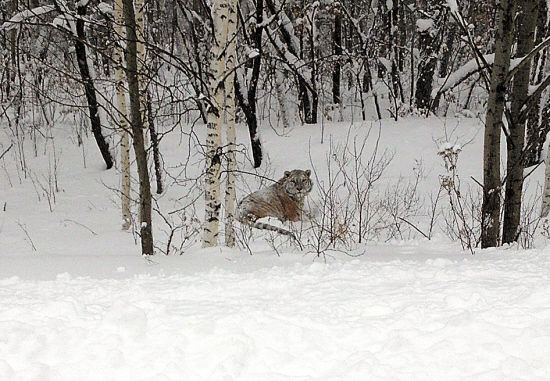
298;78;313;124
502;0;538;244
147;96;163;194
481;0;517;248
75;3;114;169
7;0;18;99
309;25;318;124
332;10;342;107
224;0;238;247
247;0;264;168
203;0;229;247
388;0;404;104
135;0;148;140
123;0;154;255
115;0;132;230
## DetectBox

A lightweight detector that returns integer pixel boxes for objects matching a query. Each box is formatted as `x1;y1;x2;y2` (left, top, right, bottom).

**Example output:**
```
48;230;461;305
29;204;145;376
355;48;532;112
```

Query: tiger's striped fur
237;169;313;239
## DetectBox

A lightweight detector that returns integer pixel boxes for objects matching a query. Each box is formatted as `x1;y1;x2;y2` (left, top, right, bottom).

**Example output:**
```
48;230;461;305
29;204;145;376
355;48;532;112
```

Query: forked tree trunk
224;0;238;247
114;0;132;230
75;3;114;169
203;0;229;247
502;0;538;244
123;0;154;255
481;0;517;248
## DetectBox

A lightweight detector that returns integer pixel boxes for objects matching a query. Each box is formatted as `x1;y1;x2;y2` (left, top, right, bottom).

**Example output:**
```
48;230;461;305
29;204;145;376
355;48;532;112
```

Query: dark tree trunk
123;0;154;255
481;0;517;248
298;79;313;123
235;79;263;169
414;35;438;111
247;0;264;167
4;0;18;100
502;0;539;244
332;10;342;106
75;4;114;169
414;1;446;112
147;96;163;194
307;19;318;124
388;1;403;104
234;0;263;168
524;0;548;167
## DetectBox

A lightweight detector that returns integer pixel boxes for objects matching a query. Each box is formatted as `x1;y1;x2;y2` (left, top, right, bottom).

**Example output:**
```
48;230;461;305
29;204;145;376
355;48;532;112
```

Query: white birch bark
203;0;229;247
541;144;550;217
224;0;237;247
114;0;131;230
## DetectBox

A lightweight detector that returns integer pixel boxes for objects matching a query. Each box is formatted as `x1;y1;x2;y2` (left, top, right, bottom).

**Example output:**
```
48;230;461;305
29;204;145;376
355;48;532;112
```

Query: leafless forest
1;0;550;254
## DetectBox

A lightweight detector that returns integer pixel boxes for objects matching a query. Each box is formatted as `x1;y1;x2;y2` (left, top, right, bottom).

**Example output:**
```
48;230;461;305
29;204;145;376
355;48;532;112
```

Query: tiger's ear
305;169;311;177
284;171;290;177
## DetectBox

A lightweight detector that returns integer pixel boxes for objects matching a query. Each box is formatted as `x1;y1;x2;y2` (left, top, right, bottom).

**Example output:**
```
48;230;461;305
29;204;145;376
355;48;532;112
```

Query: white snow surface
2;117;550;379
1;248;550;380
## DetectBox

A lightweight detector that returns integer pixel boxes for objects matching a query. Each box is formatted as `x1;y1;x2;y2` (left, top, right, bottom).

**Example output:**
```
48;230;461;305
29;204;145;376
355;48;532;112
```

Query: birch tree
224;0;238;247
114;0;131;230
123;0;154;255
481;0;517;248
203;0;230;247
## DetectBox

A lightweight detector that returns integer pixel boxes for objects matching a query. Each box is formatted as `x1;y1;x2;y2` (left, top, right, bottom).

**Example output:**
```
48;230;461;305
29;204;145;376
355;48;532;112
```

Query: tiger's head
280;169;313;200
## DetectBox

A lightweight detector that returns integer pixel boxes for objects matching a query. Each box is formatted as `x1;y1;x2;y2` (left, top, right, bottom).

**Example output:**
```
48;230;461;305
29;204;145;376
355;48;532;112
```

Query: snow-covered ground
2;117;550;380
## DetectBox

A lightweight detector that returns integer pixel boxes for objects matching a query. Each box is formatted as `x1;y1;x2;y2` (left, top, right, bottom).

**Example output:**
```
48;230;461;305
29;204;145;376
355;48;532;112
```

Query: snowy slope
2;117;550;380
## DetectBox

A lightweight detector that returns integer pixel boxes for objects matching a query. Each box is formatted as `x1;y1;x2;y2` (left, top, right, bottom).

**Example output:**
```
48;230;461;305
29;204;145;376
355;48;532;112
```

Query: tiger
236;169;313;239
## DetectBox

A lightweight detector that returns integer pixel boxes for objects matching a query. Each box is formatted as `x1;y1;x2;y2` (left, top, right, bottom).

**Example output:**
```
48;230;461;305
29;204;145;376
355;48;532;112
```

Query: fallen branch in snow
62;219;98;236
397;217;429;240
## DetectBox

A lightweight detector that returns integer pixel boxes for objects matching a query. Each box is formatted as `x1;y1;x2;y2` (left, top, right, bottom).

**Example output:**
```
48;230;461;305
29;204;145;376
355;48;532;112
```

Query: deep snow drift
2;117;550;380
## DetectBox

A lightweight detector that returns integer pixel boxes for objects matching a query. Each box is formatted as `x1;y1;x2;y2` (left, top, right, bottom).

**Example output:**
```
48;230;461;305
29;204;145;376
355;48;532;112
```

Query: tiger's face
282;169;313;199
